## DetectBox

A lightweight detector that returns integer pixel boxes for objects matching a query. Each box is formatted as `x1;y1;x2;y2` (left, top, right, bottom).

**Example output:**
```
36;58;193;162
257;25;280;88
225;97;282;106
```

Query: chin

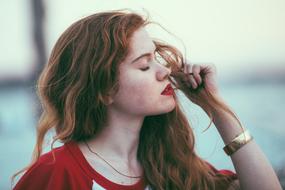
157;101;176;115
164;104;176;113
141;99;176;116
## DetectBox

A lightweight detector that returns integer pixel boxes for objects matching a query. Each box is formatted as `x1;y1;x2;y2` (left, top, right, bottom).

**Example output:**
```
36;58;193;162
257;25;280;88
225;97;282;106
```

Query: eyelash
140;66;150;71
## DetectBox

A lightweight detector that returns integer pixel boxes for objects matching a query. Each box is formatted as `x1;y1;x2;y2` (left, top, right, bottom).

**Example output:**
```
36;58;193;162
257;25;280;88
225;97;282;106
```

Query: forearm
212;103;282;190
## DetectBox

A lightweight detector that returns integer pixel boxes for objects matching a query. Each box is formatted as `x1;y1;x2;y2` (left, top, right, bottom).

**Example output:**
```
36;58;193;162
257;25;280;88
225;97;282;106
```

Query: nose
156;63;171;81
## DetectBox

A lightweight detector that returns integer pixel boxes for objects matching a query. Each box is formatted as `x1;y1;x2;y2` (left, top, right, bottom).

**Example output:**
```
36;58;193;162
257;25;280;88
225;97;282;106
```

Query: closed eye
140;66;150;71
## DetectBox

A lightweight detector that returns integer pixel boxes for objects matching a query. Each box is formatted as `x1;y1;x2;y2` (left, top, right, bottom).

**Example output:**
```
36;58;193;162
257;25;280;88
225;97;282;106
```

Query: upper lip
161;83;173;94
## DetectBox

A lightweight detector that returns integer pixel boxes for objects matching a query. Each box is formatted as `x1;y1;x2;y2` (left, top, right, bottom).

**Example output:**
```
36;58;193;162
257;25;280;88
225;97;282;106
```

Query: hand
182;62;219;95
171;61;222;109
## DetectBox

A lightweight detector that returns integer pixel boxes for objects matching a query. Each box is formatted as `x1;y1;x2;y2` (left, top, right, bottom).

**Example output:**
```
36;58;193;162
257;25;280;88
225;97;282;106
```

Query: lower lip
161;89;174;96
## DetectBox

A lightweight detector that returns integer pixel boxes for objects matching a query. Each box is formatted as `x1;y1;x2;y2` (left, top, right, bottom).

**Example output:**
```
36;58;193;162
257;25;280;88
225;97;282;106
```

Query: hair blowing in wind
13;10;242;190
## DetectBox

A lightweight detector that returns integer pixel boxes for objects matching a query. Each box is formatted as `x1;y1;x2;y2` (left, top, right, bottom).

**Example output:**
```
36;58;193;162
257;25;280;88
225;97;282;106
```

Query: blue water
1;84;285;189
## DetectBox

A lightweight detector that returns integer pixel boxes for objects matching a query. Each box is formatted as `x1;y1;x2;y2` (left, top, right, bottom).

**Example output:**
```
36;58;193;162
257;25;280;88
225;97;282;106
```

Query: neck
87;109;144;165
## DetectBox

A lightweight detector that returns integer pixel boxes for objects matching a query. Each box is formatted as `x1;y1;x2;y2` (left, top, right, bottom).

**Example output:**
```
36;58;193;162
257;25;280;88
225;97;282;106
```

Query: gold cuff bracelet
223;130;253;156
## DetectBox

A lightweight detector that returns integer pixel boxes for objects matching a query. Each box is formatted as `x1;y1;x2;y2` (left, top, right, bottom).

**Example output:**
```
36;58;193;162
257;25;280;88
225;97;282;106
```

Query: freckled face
109;27;176;116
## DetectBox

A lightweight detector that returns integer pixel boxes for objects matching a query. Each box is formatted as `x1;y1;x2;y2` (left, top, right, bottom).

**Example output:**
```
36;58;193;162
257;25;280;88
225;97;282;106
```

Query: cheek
115;73;158;109
118;70;151;98
121;79;155;104
113;68;175;115
117;80;175;115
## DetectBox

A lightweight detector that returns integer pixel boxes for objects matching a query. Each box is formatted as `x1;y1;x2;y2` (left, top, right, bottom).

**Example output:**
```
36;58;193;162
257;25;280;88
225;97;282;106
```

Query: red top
13;141;237;190
13;141;146;190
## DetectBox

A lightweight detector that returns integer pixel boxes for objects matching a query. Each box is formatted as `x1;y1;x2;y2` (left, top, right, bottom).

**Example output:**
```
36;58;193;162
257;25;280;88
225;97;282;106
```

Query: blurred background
1;0;285;189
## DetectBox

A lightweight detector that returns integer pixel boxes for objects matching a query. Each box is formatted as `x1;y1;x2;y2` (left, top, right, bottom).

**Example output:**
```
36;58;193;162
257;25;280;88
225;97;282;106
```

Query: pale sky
1;0;285;79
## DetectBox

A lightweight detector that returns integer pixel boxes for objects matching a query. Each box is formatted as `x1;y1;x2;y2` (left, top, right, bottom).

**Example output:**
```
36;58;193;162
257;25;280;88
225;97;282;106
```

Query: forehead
128;27;156;57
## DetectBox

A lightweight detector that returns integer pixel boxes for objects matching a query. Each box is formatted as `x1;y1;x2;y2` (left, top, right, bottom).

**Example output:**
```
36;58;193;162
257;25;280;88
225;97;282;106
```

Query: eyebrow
131;53;152;64
131;47;157;64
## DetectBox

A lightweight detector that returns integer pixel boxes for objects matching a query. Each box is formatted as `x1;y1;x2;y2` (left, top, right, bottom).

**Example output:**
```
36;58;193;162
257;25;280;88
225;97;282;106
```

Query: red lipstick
161;83;174;95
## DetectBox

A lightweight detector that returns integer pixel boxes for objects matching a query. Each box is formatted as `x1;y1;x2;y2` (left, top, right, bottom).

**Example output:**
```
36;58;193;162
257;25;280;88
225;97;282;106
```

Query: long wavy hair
14;10;242;189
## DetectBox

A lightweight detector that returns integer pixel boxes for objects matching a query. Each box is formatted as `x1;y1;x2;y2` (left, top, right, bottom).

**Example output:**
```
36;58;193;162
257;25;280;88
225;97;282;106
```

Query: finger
179;63;191;81
192;64;202;85
200;63;216;75
185;64;198;88
184;62;192;73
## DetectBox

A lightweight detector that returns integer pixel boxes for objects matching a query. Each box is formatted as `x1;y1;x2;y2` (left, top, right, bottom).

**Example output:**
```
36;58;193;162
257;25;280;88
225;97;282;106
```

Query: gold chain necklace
84;140;142;179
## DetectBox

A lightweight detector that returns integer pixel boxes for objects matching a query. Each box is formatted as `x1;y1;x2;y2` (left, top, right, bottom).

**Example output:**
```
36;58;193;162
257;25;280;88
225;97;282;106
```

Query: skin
79;27;282;189
78;27;175;185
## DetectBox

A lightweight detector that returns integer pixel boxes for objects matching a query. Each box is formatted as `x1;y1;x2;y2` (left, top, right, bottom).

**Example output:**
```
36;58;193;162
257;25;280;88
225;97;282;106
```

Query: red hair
13;10;240;189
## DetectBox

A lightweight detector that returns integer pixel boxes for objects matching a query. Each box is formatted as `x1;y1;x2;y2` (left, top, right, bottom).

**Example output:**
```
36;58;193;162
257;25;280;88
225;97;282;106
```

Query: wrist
205;95;228;118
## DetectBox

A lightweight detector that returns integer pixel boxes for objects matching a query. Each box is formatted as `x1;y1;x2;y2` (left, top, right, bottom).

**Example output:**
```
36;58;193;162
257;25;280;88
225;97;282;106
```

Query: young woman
13;10;281;190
